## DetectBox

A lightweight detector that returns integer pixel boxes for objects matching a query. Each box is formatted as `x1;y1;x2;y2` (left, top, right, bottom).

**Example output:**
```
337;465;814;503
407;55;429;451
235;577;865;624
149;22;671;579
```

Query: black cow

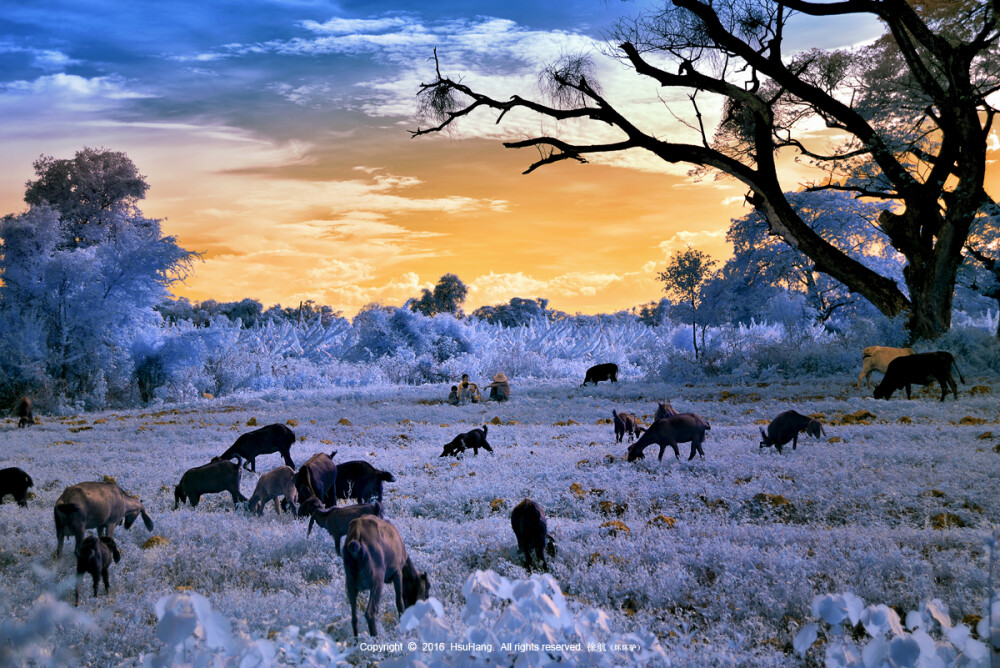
582;363;618;386
16;396;34;428
214;423;295;472
295;451;338;517
0;467;33;506
511;499;554;571
333;461;395;504
440;426;493;457
873;351;965;401
627;414;711;462
759;410;825;454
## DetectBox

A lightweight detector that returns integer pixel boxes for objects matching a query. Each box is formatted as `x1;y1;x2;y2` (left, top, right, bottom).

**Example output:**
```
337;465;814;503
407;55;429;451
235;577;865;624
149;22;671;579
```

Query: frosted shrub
383;570;668;668
123;591;354;667
0;593;95;667
796;591;992;667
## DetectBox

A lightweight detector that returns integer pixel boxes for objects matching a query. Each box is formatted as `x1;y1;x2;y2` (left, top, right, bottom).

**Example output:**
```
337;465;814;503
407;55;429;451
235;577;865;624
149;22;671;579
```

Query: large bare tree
412;0;1000;339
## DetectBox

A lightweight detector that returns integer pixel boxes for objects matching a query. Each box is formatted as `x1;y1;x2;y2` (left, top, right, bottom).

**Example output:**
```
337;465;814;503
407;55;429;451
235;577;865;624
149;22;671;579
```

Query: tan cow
858;346;915;389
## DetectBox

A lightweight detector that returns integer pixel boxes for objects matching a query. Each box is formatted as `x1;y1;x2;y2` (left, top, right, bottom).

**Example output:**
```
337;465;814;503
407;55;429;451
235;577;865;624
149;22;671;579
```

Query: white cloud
657;229;728;255
300;17;412;35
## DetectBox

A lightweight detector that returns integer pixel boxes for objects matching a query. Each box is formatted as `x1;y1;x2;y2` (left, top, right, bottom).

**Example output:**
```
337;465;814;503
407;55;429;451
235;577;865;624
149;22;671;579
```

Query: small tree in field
409;273;469;317
658;247;716;358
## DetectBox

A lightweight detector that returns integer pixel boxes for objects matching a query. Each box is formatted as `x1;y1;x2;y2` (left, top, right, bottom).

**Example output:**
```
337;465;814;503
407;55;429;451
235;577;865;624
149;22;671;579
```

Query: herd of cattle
0;344;975;638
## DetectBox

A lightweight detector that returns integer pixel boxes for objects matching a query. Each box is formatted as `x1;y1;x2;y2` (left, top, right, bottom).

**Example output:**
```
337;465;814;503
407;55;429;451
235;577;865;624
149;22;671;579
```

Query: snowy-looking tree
657;247;716;358
413;1;1000;339
0;149;197;404
723;191;905;323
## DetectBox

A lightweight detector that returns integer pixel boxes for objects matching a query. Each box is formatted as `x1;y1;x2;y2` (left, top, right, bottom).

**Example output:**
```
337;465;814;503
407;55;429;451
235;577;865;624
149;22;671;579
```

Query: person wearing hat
484;372;510;402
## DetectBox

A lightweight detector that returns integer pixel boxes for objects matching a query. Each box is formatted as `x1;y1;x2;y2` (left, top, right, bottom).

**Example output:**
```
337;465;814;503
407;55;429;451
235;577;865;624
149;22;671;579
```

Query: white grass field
1;376;998;665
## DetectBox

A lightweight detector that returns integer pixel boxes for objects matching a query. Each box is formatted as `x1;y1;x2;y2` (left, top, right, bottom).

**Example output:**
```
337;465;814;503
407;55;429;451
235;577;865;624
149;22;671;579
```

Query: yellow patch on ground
597;500;628;517
599;520;630;536
969;385;992;396
753;419;769;425
646;515;676;529
92;418;106;424
553;419;580;426
931;513;967;530
489;498;505;513
955;416;988;426
596;417;612;425
336;418;351;426
102;475;117;485
898;416;913;424
142;535;170;549
570;483;586;499
836;410;877;425
754;493;791;508
490;416;503;425
829;436;842;443
246;417;258;426
202;393;214;400
286;418;299;427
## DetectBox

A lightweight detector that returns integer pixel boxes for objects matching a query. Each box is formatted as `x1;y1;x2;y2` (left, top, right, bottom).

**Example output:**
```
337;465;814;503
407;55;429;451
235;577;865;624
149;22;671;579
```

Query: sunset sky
2;1;984;316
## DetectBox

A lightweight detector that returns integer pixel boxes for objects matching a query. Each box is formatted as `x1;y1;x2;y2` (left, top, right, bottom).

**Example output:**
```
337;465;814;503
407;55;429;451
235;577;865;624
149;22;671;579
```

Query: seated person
484;372;510;401
458;374;482;403
447;385;460;405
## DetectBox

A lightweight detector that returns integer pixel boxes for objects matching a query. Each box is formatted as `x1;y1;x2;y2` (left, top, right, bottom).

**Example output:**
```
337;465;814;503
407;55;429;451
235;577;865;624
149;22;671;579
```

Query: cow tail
952;359;966;384
307;515;316;537
344;540;364;562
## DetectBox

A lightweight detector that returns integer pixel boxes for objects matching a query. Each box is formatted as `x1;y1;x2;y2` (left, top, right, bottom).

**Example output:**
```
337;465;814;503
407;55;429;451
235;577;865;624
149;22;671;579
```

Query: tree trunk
691;302;699;360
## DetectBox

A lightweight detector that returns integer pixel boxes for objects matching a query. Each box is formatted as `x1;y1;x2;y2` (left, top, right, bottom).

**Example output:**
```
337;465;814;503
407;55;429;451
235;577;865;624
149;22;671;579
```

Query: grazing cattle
439;425;493;458
627;414;711;462
653;401;679;423
174;460;246;510
248;466;298;515
54;482;154;559
307;502;382;554
16;396;34;428
213;423;295;472
873;351;965;402
858;346;915;389
0;466;33;506
75;535;120;605
333;461;395;505
612;409;643;443
342;516;430;637
759;410;826;454
582;363;618;386
294;452;338;517
511;499;554;571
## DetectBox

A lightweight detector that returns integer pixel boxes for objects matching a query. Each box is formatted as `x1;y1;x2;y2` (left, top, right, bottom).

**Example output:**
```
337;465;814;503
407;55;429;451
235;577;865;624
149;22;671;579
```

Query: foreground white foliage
384;570;667;667
0;592;94;667
797;590;995;667
122;591;353;667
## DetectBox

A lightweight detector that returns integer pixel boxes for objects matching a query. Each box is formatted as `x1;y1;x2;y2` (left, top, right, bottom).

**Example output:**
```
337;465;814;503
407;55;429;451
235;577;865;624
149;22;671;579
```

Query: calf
612;409;643;443
858;346;915;389
0;466;33;506
511;499;553;571
759;410;826;454
174;460;246;510
343;516;430;637
248;465;298;515
653;401;679;423
16;396;33;428
213;423;295;472
307;502;382;554
627;414;711;462
873;351;965;401
439;425;493;457
333;461;395;504
582;363;618;386
75;534;120;605
294;451;338;517
54;482;154;559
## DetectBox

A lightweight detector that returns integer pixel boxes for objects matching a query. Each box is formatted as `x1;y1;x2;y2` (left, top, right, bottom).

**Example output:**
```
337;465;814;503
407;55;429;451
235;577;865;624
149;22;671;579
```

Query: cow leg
273;498;281;514
905;384;912;399
347;580;360;637
102;567;110;594
92;571;100;597
191;495;200;508
366;584;382;636
948;375;958;400
249;458;256;473
75;575;82;605
392;571;405;614
335;535;342;556
57;532;65;560
792;434;799;451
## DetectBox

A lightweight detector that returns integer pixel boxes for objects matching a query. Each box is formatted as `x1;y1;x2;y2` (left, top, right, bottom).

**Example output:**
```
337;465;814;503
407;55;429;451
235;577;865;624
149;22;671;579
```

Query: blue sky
0;1;891;313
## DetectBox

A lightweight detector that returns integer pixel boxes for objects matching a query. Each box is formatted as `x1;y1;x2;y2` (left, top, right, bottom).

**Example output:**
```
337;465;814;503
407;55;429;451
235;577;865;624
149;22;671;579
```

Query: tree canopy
413;0;1000;339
